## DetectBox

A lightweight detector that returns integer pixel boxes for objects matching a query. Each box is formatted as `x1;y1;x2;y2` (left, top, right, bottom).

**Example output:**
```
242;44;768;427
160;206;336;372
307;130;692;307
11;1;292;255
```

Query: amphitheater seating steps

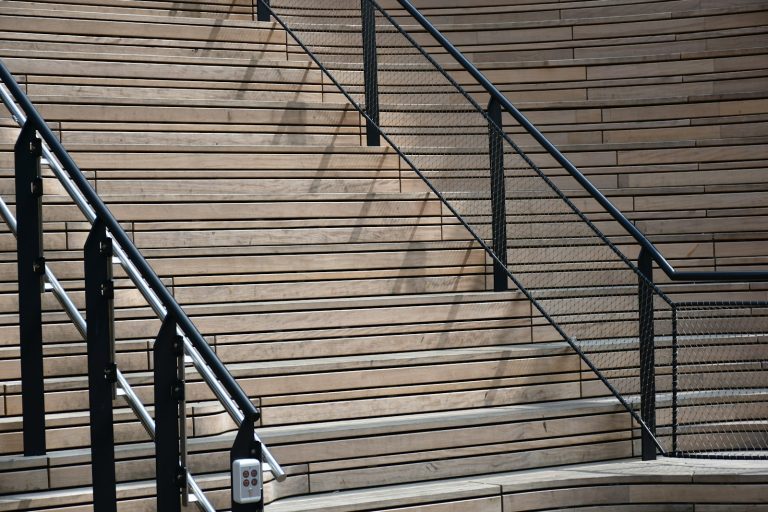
0;0;766;510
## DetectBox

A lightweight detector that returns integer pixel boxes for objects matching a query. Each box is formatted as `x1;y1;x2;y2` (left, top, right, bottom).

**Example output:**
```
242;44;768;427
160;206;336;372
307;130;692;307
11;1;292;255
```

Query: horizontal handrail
0;61;285;481
394;0;767;283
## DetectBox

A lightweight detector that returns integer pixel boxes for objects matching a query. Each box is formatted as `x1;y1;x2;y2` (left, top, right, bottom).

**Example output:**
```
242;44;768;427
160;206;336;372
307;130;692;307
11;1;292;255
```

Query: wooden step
1;0;257;19
0;7;281;43
266;457;768;512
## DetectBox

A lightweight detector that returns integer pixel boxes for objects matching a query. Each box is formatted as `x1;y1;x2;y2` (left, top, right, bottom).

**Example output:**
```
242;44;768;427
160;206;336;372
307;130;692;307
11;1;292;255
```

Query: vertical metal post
231;414;264;512
637;248;656;461
256;0;270;22
15;121;46;456
361;0;380;147
671;304;678;455
84;217;117;512
154;316;185;512
488;98;508;291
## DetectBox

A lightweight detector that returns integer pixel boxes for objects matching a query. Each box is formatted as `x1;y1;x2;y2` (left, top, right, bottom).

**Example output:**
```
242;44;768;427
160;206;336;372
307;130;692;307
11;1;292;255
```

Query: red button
243;479;249;487
242;470;249;478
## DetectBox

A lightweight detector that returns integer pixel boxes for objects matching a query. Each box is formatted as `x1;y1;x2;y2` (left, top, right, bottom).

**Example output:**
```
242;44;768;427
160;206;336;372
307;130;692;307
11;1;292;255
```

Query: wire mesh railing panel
672;302;768;457
269;0;672;451
266;0;766;457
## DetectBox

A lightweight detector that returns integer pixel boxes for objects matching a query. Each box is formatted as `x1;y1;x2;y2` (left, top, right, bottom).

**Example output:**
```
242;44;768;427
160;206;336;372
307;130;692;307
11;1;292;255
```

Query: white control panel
232;458;262;504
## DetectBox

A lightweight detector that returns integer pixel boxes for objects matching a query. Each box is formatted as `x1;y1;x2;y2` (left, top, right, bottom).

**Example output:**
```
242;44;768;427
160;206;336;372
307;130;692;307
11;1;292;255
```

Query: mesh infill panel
672;303;768;457
267;0;766;457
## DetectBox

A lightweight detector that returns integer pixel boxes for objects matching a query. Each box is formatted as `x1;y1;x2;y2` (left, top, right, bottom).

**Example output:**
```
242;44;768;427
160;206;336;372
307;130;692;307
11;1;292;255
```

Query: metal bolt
30;178;43;197
172;335;184;355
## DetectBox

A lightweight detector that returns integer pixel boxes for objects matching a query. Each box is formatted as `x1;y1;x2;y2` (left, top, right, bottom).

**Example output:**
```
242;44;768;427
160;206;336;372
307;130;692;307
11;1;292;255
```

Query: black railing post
154;316;185;512
84;217;117;512
488;98;508;291
15;121;46;456
671;304;678;455
231;414;264;511
256;0;270;22
361;0;380;146
638;247;657;460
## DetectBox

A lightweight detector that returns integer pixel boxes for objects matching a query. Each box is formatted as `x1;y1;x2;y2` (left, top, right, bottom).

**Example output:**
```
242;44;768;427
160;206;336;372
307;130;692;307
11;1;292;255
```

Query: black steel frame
256;0;270;22
84;218;118;511
637;249;657;461
487;98;508;292
361;0;381;146
15;122;46;456
154;316;185;512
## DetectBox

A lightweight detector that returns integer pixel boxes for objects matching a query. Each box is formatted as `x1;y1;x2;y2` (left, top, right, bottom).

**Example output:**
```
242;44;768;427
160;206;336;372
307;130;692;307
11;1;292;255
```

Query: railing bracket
99;238;113;255
104;363;117;384
100;280;114;299
176;466;188;489
30;177;43;197
172;380;185;401
32;257;45;275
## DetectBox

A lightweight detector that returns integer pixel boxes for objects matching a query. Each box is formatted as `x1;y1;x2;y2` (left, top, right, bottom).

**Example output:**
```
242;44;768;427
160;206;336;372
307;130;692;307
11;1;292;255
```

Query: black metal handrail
0;59;285;505
393;0;767;284
0;60;258;426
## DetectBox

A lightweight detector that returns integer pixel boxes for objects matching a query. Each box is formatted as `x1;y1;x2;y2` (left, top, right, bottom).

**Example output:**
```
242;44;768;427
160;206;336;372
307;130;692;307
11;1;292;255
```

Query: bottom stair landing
270;458;768;512
3;453;766;510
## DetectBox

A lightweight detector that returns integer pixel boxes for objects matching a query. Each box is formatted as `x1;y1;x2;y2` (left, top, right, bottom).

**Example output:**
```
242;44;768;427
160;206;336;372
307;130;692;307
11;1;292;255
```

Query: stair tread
0;338;570;392
0;396;629;465
0;5;271;28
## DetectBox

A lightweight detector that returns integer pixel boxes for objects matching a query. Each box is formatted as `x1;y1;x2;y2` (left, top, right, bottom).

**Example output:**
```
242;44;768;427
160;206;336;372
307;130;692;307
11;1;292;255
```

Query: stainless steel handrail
0;74;285;481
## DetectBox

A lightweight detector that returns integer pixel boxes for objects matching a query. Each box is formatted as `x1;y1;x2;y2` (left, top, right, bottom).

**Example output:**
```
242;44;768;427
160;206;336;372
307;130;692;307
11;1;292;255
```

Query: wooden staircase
0;0;765;510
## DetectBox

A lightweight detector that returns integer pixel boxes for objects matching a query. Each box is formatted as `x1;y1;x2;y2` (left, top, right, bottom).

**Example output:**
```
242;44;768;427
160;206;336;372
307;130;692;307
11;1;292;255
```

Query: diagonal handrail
0;61;286;483
393;0;767;284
